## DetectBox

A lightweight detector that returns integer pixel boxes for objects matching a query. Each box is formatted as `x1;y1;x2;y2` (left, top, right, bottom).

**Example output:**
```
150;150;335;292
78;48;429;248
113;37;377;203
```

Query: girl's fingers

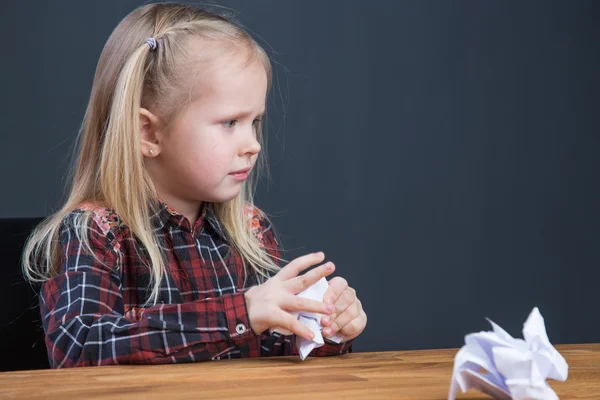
322;299;362;338
328;310;367;341
283;262;336;294
274;309;316;341
322;277;349;305
276;252;326;281
280;293;335;315
321;288;356;326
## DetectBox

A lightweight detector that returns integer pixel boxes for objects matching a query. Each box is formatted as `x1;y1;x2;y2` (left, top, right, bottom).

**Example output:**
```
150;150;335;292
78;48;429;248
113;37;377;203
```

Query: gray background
2;1;599;353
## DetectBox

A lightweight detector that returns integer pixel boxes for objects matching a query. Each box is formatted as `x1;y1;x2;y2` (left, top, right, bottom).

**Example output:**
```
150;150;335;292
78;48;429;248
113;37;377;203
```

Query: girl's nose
239;128;261;156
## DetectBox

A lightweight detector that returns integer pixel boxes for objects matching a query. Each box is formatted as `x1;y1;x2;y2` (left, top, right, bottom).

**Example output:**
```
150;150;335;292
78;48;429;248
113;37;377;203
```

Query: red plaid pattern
40;202;353;368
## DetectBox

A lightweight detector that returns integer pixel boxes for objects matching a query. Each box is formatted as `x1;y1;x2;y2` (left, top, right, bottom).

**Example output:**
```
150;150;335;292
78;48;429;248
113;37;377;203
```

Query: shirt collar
150;200;228;242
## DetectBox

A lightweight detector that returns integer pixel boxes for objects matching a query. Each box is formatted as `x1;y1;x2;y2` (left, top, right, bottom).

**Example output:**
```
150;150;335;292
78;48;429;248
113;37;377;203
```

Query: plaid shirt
40;201;353;368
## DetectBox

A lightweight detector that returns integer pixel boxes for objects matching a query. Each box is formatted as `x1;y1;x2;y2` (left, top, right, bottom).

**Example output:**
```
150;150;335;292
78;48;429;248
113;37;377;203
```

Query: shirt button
236;323;247;335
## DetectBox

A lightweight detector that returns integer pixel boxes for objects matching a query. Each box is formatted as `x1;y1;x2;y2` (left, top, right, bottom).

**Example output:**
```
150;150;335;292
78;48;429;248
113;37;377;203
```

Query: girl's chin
203;187;243;204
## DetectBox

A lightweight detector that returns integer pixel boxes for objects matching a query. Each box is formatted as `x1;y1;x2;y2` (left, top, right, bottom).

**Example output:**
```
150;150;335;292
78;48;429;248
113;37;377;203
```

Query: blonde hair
23;3;283;305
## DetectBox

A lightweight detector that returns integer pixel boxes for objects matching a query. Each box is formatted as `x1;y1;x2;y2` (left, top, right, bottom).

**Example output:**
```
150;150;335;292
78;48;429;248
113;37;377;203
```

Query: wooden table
1;344;598;399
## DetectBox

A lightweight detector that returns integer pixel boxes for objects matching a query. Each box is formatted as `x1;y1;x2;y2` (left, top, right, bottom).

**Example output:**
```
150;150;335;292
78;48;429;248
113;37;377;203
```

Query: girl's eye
223;120;237;128
222;118;262;129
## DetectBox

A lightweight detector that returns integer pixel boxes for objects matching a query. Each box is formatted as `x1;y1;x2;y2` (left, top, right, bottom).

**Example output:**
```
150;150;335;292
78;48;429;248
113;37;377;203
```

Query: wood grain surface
1;344;598;399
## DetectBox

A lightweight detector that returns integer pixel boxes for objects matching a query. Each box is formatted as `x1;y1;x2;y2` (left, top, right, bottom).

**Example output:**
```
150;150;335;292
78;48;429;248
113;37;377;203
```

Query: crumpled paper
448;307;568;400
271;277;344;360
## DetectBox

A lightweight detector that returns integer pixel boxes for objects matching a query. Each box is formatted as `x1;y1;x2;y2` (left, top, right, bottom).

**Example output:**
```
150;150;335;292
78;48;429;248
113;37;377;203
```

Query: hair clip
145;37;157;51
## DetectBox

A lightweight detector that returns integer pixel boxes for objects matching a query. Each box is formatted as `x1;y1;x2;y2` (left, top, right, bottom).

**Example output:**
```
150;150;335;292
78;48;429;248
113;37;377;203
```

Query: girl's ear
140;108;162;157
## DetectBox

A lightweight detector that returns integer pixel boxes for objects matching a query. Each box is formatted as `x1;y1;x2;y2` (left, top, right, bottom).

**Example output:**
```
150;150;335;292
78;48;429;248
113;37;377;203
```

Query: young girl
23;3;366;368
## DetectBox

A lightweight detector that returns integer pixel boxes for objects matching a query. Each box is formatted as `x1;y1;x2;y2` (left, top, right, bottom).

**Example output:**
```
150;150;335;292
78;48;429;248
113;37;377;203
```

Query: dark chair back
0;218;50;371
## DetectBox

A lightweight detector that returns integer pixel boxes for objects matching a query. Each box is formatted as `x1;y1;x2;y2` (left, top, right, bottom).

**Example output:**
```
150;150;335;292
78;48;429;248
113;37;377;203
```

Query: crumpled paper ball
448;307;568;400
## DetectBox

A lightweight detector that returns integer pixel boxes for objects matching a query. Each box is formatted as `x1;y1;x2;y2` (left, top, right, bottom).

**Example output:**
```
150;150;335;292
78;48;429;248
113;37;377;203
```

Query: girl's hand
244;252;336;341
320;277;367;342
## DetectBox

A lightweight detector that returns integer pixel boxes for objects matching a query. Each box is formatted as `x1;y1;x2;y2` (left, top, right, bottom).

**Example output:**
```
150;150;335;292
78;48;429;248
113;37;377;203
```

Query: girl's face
145;48;267;217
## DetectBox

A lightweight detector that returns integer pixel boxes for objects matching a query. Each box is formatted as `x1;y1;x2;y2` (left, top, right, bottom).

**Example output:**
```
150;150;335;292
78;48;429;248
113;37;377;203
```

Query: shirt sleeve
250;207;354;358
40;211;257;368
259;331;355;357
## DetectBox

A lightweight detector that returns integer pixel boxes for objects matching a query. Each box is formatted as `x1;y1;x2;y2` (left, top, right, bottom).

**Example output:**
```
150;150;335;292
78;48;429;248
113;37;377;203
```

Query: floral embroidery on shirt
162;201;179;216
124;306;145;321
78;202;124;251
245;204;264;247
